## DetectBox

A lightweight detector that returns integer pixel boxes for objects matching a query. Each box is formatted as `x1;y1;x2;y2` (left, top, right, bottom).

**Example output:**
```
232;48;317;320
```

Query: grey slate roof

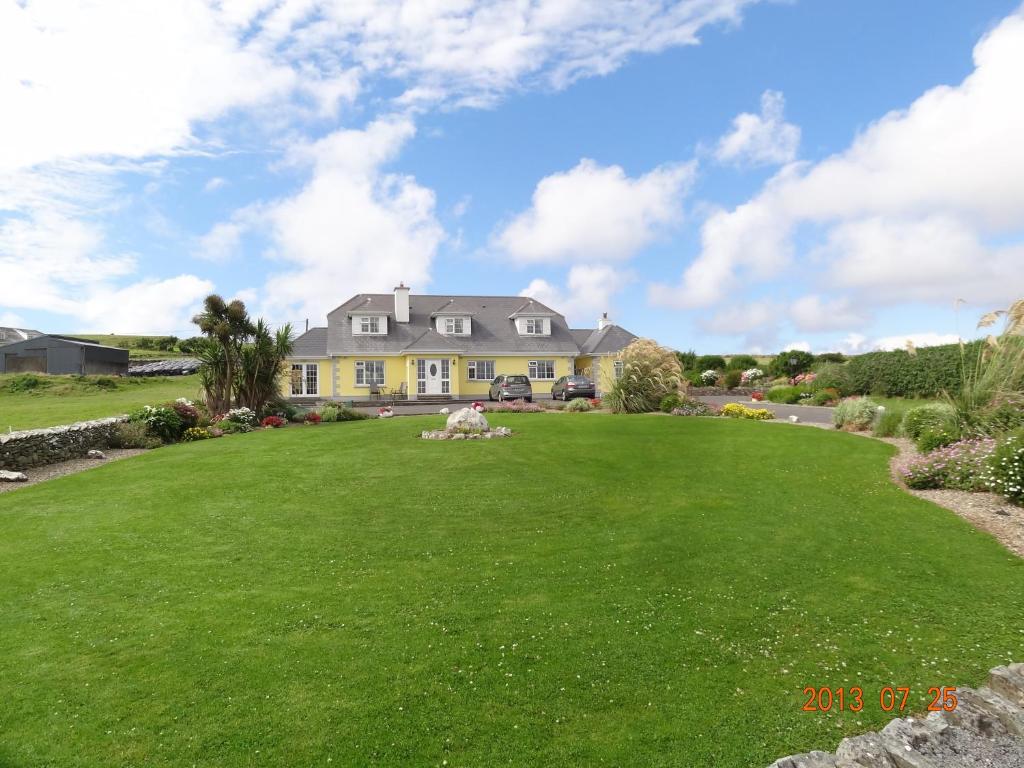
291;326;328;357
292;294;640;359
0;327;42;346
574;324;639;356
326;294;582;356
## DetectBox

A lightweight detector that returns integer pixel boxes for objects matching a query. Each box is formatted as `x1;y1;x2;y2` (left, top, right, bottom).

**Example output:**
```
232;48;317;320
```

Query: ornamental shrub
723;370;742;390
169;400;200;430
770;349;815;377
659;393;683;413
223;407;258;427
304;412;322;424
566;397;592;412
676;349;697;370
767;385;807;404
740;368;764;384
983;429;1024;505
219;419;253;434
670;398;720;417
833;397;879;431
484;399;543;413
815;352;846;364
916;427;959;454
727;354;759;370
336;407;370;421
901;403;957;441
695;355;726;372
811;388;840;407
720;403;773;420
811;363;852;396
129;405;184;443
261;415;286;428
604;339;683;414
901;438;996;491
971;397;1024;437
182;427;210;441
700;370;719;385
319;405;340;423
872;408;903;437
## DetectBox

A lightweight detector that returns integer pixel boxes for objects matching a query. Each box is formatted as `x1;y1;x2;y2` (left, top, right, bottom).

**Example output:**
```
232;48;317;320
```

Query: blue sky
2;0;1022;353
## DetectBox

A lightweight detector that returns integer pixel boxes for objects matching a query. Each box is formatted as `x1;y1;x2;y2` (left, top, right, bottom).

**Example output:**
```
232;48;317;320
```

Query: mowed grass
1;415;1022;767
61;334;190;359
0;374;202;430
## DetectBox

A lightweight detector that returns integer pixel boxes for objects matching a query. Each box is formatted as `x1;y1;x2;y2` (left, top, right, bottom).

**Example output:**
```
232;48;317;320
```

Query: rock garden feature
420;407;512;440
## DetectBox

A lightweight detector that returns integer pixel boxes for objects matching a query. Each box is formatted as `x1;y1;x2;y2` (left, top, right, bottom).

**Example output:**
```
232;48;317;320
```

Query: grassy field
60;334;190;359
0;373;202;430
1;415;1021;767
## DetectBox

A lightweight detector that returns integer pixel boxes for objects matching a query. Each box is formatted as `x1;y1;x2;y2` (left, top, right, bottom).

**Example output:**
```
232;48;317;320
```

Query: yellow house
284;286;638;401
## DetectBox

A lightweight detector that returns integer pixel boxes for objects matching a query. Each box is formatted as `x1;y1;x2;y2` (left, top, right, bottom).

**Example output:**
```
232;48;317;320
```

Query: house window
441;359;450;394
613;361;624;380
290;363;318;396
355;360;385;387
416;359;426;394
523;318;546;335
467;360;495;380
357;316;381;334
528;360;555;380
444;317;464;335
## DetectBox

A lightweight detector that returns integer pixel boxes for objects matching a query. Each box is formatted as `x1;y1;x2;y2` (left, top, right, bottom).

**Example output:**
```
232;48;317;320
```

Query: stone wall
769;662;1024;767
0;417;126;470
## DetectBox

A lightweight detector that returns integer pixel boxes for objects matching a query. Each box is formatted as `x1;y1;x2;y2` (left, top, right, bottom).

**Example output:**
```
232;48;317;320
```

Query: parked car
489;374;533;402
550;375;596;400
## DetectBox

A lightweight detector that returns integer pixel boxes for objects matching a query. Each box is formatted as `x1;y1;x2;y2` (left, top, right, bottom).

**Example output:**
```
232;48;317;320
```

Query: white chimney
597;312;611;331
394;282;410;323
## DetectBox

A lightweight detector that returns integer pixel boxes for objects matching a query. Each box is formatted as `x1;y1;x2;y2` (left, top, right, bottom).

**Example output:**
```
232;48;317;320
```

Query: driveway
695;395;835;425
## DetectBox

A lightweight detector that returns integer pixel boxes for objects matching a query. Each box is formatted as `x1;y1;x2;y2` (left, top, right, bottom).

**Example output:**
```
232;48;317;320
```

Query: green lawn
1;415;1021;767
62;333;190;359
0;374;203;430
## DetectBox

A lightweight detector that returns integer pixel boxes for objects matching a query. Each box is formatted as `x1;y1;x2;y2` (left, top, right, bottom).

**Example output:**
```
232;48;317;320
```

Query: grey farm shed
0;335;129;375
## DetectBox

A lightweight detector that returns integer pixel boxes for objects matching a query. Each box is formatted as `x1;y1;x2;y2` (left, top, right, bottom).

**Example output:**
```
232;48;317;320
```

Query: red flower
304;412;322;424
751;391;765;401
261;415;286;428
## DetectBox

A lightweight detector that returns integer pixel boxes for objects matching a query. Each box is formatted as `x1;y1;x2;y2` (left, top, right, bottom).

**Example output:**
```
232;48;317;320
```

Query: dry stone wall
770;662;1024;767
0;417;126;470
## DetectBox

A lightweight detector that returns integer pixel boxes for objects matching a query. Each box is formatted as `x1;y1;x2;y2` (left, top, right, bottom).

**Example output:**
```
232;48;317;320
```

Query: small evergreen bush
872;408;903;437
811;363;852;396
109;421;162;449
916;427;958;453
901;403;957;441
659;393;683;413
566;398;592;412
723;370;742;389
766;385;807;404
727;354;759;370
833;398;879;431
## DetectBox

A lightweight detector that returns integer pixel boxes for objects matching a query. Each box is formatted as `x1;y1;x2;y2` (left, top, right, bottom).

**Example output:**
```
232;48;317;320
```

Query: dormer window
518;317;549;335
352;315;387;335
445;317;464;335
436;315;471;335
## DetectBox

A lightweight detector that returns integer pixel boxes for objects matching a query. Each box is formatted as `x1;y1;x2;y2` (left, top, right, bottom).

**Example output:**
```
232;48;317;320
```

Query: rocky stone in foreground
769;664;1024;768
421;407;512;440
0;470;28;482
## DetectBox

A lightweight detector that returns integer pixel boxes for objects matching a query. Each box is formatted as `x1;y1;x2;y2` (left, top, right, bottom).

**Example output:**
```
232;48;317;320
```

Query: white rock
439;407;450;415
0;470;28;482
446;407;489;432
788;415;800;423
87;449;106;459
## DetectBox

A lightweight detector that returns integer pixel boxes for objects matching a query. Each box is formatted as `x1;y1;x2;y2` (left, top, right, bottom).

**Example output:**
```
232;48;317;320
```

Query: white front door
418;358;450;395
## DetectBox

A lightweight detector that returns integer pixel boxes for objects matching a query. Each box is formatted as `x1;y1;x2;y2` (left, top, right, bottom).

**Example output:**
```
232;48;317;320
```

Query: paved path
695;395;835;425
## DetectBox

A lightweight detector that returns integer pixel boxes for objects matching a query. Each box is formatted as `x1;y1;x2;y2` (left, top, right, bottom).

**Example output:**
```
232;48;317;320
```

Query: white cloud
870;333;960;352
0;312;27;327
71;275;214;334
789;294;866;332
250;117;445;320
652;9;1024;318
520;265;627;325
204;177;227;192
715;90;800;167
494;159;694;264
780;340;811;353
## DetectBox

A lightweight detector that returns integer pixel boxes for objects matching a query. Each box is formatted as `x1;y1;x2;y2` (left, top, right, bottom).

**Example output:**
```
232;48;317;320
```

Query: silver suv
488;374;533;402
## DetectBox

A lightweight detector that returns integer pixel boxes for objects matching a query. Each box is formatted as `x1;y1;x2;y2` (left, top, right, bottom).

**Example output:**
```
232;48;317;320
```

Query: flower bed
482;399;544;413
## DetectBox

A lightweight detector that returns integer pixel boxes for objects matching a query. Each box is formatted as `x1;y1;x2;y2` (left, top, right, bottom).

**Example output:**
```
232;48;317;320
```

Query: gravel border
0;448;148;494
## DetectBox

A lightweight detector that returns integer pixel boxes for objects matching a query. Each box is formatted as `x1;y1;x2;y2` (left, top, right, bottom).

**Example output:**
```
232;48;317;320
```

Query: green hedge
846;341;981;398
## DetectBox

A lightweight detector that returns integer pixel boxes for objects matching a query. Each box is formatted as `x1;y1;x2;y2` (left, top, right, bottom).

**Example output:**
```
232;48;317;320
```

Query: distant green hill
60;334;193;359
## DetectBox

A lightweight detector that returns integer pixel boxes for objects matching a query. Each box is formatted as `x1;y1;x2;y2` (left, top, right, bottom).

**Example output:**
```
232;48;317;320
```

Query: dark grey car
550;375;595;400
488;374;533;402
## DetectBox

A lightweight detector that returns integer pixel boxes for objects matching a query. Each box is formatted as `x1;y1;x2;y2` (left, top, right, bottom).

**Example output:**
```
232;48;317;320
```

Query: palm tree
192;294;255;414
236;321;294;413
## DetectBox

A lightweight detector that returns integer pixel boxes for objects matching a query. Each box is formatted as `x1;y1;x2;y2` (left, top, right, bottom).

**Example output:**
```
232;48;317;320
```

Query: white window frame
613;360;624;380
354;316;385;335
444;317;465;335
523;318;547;335
528;360;556;380
467;360;495;380
355;360;385;387
290;363;318;396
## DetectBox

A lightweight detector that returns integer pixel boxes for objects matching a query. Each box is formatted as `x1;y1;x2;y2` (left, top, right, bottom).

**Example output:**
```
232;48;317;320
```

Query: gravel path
0;449;148;494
